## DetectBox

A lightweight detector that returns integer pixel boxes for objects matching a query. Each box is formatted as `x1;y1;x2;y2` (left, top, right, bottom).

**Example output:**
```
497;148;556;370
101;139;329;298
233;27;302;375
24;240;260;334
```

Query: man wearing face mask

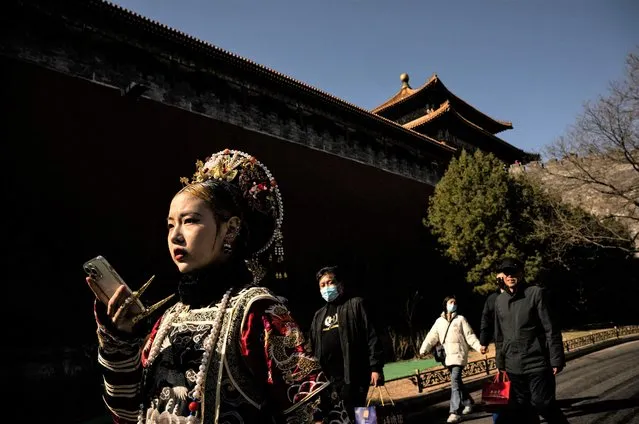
309;266;385;420
494;258;568;424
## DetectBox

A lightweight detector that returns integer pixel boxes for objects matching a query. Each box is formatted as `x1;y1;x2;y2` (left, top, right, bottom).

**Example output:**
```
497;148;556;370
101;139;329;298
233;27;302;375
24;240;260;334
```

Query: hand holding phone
84;255;174;333
84;256;145;314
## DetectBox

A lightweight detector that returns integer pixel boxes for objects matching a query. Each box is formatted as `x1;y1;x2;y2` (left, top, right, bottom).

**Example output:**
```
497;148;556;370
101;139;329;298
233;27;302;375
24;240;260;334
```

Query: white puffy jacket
419;312;482;367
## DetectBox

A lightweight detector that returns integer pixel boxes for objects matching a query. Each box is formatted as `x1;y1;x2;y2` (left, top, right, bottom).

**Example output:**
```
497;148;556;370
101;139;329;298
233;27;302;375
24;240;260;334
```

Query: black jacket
480;291;500;346
309;295;384;388
495;285;565;375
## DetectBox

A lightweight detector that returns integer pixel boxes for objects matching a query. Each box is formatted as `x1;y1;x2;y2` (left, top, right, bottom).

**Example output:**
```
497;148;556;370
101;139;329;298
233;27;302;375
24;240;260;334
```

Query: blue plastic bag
354;406;377;424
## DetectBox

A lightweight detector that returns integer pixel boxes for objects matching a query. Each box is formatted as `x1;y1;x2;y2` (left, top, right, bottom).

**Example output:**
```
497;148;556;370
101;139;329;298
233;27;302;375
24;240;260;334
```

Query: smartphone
83;255;144;315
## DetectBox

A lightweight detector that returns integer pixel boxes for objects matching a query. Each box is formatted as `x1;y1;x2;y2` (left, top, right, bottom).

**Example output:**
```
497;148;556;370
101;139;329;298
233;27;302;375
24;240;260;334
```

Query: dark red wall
3;57;446;347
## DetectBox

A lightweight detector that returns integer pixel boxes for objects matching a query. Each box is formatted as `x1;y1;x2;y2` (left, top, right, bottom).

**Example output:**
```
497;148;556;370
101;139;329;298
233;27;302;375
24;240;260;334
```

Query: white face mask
447;304;457;313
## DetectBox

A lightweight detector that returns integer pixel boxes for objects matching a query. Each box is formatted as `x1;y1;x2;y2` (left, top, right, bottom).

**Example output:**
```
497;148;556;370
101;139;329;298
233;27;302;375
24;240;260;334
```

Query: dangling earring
223;238;233;255
223;230;236;255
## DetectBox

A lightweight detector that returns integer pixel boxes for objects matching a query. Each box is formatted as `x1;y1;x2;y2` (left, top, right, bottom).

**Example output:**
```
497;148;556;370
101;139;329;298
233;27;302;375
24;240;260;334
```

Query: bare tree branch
531;48;639;254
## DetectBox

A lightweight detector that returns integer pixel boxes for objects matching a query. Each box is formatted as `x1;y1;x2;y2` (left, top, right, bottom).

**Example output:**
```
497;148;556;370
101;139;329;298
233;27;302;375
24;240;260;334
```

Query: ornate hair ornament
180;149;286;283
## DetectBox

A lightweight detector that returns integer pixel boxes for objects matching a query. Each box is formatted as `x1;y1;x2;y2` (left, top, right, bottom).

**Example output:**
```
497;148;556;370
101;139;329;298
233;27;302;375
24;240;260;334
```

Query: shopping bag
481;371;511;406
354;406;377;424
355;386;405;424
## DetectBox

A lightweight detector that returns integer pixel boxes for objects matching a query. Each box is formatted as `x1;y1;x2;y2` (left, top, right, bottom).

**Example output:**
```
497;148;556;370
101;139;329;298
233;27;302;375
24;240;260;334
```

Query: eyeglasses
501;268;518;276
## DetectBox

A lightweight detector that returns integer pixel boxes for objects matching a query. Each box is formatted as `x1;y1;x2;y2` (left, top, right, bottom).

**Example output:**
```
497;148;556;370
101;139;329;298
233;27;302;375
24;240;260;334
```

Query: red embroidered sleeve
240;301;331;423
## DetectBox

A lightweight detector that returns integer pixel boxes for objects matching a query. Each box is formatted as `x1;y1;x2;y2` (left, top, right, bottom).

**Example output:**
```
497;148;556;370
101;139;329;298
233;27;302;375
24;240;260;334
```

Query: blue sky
112;0;637;154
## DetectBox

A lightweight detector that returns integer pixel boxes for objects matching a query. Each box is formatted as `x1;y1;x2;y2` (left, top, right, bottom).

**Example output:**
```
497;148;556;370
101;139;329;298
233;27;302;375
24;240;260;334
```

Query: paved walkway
407;340;639;423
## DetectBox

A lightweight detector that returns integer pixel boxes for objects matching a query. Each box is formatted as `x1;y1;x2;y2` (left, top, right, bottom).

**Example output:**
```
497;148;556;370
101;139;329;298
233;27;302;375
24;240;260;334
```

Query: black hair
316;266;341;284
179;179;274;259
442;295;457;312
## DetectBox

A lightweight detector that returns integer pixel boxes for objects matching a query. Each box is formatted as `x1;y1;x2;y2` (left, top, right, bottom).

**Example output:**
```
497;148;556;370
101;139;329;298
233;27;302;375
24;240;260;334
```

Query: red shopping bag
482;371;511;406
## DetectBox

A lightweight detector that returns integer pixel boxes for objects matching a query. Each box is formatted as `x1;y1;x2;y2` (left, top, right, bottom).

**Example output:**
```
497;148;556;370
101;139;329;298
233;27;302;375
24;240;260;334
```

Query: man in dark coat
494;258;568;424
309;266;385;420
480;275;505;424
480;275;505;354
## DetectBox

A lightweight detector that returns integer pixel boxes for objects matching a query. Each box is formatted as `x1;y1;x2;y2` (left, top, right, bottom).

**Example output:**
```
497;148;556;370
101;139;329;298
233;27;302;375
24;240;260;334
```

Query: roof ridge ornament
400;73;411;89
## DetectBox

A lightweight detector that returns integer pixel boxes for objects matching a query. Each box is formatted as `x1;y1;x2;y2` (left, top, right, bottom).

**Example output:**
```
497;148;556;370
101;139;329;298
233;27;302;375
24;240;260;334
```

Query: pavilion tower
372;73;533;163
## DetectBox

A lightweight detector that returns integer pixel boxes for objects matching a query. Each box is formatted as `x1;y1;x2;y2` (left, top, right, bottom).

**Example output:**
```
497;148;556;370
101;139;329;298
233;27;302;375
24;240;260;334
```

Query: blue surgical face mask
321;286;340;303
447;304;457;313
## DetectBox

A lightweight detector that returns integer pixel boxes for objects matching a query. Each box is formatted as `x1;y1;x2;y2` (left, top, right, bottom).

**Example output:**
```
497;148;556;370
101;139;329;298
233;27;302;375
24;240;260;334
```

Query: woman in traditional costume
87;149;350;424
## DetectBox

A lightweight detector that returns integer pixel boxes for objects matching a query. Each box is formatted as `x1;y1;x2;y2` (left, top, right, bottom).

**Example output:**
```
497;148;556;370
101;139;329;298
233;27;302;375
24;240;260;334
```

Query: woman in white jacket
419;296;482;423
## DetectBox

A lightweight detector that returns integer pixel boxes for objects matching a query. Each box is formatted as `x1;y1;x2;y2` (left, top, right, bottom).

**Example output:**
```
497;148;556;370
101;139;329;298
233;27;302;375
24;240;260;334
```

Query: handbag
481;371;511;406
354;386;404;424
432;316;455;364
